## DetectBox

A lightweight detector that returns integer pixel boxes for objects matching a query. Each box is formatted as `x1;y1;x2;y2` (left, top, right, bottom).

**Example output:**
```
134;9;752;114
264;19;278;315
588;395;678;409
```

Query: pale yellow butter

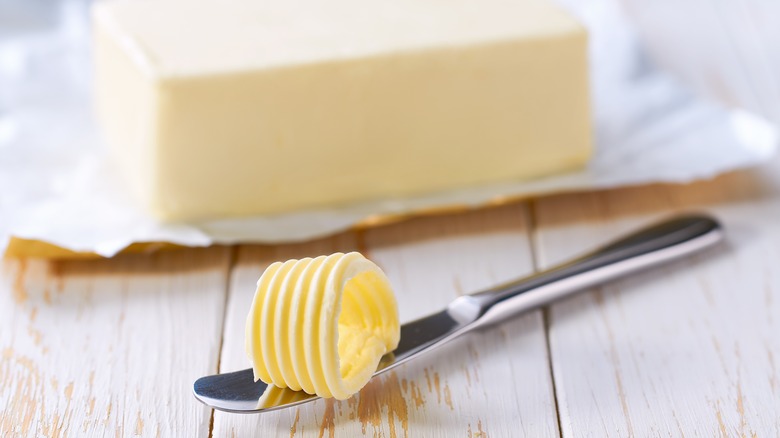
246;252;400;400
93;0;591;220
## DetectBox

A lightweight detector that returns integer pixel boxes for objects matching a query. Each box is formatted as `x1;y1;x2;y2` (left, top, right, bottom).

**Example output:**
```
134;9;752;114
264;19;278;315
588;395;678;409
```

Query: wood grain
213;204;560;437
4;165;780;436
532;161;780;436
0;248;232;437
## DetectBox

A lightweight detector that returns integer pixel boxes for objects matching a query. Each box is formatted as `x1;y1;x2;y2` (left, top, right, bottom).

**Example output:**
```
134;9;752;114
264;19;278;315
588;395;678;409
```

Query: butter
93;0;591;221
245;252;400;400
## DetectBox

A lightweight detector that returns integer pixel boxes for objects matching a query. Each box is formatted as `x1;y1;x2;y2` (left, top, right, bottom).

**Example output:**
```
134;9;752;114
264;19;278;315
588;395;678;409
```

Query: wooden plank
532;163;780;436
214;204;560;437
0;247;232;437
362;204;559;438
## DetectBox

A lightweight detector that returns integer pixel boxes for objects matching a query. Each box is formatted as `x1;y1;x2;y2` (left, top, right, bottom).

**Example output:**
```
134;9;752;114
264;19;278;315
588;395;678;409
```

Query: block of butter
93;0;591;221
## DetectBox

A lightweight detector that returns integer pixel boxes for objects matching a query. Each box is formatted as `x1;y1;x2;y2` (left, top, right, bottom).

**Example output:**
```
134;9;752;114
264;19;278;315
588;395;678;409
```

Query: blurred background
2;0;779;126
623;0;780;125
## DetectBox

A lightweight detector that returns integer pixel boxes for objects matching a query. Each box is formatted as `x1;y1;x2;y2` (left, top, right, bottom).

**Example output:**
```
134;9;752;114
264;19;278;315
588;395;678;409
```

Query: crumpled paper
0;0;776;257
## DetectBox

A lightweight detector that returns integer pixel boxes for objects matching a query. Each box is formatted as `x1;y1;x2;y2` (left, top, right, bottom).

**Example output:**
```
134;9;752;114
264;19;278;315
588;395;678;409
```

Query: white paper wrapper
1;0;777;257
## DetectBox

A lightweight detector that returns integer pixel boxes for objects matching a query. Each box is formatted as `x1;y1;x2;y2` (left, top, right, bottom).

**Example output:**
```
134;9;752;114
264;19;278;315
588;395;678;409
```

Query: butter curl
246;252;400;399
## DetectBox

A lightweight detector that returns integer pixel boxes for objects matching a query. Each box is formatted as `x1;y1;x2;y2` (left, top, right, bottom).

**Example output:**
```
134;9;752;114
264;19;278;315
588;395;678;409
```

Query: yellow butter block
93;0;591;221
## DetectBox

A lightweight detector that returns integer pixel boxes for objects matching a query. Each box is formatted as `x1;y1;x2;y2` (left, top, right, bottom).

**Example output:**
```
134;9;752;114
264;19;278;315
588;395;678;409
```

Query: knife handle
465;214;723;324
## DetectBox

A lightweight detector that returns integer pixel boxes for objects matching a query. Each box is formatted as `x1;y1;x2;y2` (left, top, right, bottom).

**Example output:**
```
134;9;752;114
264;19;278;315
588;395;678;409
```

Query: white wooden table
3;154;780;437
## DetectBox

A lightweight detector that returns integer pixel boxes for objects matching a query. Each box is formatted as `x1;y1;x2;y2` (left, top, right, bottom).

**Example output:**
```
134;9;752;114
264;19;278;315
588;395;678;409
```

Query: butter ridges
246;252;400;400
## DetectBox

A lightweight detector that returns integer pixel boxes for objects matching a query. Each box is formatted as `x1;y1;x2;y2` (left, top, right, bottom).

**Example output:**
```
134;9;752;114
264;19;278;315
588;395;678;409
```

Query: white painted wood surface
212;205;560;437
0;248;232;437
533;159;780;436
3;165;780;436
